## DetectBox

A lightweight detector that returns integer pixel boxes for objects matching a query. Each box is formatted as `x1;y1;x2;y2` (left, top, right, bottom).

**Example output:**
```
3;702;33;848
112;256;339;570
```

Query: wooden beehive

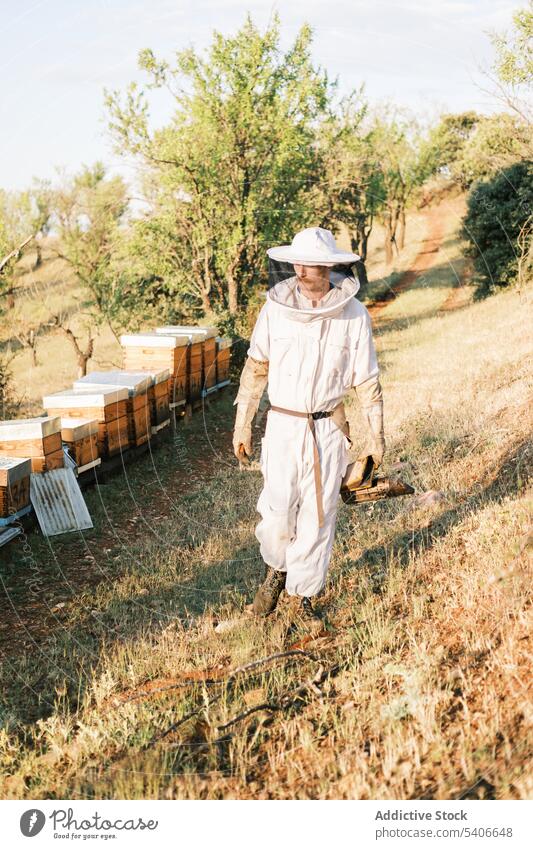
0;417;64;473
216;337;232;385
73;371;151;448
120;333;188;409
43;388;129;458
0;457;31;517
127;368;171;432
155;326;218;397
60;417;100;472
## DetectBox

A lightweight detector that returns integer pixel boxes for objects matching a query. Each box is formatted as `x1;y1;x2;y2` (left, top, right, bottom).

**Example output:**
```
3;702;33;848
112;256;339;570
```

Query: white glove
233;402;255;462
353;375;385;469
232;356;269;463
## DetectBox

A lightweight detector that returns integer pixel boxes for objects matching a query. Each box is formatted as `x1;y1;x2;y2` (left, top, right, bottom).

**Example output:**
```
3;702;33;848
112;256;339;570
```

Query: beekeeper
233;227;385;624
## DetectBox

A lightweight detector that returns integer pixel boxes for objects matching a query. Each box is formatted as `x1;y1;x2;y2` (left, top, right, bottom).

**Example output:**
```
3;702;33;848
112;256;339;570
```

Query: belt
269;403;344;528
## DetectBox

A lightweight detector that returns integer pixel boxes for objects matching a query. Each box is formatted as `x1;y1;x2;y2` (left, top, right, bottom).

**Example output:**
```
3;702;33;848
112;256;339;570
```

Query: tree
29;180;52;270
0;190;35;311
488;1;532;124
105;15;331;322
420;111;481;184
454;112;529;187
492;2;533;86
370;108;428;263
461;160;533;293
316;90;385;263
52;163;130;335
48;314;95;378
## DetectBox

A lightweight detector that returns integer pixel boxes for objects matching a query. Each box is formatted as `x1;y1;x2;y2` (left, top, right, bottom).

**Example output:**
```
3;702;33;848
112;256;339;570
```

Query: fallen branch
143;693;223;750
114;649;322;707
215;664;332;736
225;649;320;681
216;701;279;731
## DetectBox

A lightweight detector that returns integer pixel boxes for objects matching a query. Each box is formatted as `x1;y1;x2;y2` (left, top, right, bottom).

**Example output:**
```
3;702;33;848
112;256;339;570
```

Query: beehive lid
120;332;189;348
126;368;170;385
155;325;218;340
0;416;62;440
73;370;151;396
0;456;32;486
60;417;99;441
43;387;128;408
30;467;93;536
217;336;232;350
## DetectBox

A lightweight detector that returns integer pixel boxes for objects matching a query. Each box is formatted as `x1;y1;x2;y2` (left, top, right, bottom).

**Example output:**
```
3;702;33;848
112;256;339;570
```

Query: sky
0;0;523;191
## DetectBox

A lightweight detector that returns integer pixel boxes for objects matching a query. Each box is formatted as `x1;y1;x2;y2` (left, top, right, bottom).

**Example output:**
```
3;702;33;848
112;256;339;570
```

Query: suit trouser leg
255;411;350;593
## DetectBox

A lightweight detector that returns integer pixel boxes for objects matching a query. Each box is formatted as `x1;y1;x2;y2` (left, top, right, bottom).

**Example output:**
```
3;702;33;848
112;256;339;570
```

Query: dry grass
0;195;531;800
1;244;121;416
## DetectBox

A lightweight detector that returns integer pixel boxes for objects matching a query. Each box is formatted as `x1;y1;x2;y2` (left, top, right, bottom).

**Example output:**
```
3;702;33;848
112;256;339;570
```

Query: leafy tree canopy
105;14;333;326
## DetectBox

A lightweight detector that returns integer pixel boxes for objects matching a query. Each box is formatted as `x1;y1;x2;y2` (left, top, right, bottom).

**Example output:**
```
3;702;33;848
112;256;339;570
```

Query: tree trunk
77;354;90;378
361;233;369;262
227;275;238;315
60;326;93;378
200;287;212;315
353;259;369;288
398;209;406;251
33;242;42;271
384;221;394;265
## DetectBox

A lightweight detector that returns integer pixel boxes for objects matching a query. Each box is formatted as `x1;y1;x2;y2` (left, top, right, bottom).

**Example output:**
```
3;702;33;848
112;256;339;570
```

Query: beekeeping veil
266;227;365;293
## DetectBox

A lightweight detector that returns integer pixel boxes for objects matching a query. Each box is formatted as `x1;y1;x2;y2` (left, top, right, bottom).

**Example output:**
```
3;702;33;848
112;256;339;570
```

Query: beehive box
73;371;151;448
43;388;129;458
125;368;171;432
156;326;218;397
216;337;232;385
0;417;64;473
0;457;31;517
120;333;188;408
60;418;100;472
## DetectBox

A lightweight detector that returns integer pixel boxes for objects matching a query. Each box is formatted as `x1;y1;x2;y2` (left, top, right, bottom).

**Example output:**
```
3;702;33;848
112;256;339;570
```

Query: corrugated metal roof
30;468;93;536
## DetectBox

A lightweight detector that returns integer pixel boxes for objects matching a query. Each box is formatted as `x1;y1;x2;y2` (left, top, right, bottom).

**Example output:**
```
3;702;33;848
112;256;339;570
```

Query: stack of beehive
43;388;129;458
0;457;31;518
140;368;170;432
73;371;151;448
121;333;188;409
216;337;232;386
0;417;64;473
155;326;218;398
60;418;100;472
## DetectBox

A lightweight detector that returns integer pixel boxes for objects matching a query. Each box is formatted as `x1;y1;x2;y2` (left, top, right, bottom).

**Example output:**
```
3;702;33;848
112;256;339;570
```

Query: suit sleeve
247;302;270;362
352;306;379;386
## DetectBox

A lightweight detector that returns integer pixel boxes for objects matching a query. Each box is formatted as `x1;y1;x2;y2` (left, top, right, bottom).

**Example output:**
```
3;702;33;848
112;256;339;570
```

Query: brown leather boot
293;596;322;634
252;565;286;616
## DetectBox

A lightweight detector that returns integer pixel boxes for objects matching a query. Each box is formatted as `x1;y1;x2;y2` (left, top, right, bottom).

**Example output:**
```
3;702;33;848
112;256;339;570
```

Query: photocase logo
20;809;46;837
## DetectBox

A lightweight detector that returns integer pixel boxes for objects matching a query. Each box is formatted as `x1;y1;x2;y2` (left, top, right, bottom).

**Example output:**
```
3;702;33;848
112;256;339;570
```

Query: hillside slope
0;195;531;800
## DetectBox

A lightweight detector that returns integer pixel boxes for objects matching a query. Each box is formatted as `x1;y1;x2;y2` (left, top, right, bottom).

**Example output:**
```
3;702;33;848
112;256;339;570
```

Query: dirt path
366;203;446;323
439;260;474;312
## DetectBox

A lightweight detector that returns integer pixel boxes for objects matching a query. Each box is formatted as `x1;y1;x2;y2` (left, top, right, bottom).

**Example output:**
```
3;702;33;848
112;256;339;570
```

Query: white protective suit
240;272;380;598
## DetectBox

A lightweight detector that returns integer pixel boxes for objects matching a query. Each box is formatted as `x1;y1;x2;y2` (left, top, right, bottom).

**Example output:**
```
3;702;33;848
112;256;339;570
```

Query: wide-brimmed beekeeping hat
267;226;360;267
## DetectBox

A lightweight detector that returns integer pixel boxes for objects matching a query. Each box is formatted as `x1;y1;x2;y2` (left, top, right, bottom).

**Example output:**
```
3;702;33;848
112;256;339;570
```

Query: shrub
461;160;533;295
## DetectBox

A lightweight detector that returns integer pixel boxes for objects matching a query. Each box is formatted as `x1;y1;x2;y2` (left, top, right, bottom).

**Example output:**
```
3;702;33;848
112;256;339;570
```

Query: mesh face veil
267;258;366;291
